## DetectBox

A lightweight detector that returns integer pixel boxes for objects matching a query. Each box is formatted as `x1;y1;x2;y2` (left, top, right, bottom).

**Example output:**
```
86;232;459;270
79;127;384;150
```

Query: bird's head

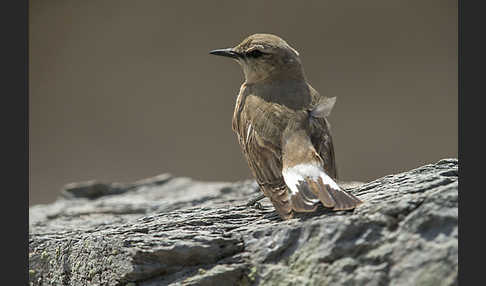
210;34;305;84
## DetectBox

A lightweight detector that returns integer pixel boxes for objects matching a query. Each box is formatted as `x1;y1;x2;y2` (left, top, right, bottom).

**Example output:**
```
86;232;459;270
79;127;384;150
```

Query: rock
29;159;458;286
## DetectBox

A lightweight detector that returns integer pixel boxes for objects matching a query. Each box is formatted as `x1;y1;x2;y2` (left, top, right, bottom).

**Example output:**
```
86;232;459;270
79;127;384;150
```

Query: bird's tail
281;111;363;213
282;162;363;212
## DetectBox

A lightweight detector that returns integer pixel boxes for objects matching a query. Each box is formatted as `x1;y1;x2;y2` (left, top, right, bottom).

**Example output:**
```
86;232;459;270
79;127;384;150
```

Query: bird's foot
246;193;266;208
253;201;265;210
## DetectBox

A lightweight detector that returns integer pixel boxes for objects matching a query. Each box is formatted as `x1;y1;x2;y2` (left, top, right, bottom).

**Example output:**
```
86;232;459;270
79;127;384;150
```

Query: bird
209;33;363;220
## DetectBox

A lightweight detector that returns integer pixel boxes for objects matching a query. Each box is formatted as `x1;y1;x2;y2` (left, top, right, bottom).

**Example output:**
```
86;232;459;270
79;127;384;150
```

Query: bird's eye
246;49;264;58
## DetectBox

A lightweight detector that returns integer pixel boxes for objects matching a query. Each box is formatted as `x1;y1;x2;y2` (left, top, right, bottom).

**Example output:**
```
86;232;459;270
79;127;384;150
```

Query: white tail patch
282;163;339;197
282;162;363;211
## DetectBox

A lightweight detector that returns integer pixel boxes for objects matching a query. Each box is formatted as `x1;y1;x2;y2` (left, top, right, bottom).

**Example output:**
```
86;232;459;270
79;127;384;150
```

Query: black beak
209;48;240;59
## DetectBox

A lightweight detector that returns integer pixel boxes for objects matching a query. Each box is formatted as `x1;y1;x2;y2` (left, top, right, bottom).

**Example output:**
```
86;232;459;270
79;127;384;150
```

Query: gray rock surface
29;159;458;286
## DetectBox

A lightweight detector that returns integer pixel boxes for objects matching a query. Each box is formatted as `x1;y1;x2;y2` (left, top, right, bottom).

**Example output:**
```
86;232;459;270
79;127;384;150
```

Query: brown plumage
210;34;363;219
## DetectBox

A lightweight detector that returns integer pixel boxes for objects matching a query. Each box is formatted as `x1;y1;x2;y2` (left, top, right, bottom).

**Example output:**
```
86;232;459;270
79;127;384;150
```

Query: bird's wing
243;127;294;219
307;89;338;179
233;93;294;219
309;116;338;179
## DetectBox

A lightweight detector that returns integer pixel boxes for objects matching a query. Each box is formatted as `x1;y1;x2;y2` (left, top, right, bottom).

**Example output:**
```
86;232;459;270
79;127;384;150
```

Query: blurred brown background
29;0;458;206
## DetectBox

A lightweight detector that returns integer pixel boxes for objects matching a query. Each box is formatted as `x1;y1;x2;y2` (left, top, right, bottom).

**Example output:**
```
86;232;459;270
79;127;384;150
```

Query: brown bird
210;34;363;220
